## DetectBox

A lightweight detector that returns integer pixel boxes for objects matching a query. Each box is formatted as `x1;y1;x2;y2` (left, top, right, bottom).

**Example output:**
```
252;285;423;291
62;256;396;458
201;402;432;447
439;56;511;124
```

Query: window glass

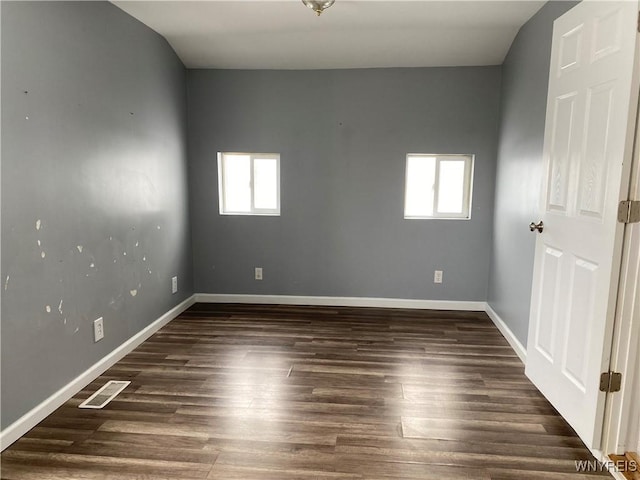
404;154;473;219
218;153;280;215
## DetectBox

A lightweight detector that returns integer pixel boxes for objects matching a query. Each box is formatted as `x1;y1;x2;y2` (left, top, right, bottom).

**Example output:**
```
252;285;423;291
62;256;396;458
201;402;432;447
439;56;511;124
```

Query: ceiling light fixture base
302;0;335;16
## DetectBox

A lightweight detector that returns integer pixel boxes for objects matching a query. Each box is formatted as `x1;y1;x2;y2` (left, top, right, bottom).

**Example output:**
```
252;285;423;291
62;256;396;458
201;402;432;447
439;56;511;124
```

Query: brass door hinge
600;371;622;393
618;200;640;224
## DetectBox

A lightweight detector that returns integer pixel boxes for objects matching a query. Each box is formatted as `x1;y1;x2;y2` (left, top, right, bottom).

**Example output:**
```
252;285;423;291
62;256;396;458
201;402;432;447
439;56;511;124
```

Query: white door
526;0;639;450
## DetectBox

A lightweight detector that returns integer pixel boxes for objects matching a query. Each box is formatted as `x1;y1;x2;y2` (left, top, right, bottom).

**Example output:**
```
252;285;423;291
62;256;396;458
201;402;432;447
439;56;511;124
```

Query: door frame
602;77;640;458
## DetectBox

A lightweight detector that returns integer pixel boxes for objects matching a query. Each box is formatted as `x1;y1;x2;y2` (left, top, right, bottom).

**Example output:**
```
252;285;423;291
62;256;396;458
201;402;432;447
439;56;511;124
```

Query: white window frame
217;152;281;216
403;153;474;220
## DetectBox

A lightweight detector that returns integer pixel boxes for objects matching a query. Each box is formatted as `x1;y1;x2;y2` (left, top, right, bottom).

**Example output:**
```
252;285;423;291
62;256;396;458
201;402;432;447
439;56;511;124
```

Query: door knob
529;220;544;233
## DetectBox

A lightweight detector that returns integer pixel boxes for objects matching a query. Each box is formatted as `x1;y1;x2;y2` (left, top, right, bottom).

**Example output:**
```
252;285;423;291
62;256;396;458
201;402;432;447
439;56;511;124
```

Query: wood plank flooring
609;452;640;480
1;304;612;479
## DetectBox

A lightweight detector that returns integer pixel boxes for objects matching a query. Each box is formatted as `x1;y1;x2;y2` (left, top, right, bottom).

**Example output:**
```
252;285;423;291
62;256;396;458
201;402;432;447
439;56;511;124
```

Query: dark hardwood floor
1;304;611;479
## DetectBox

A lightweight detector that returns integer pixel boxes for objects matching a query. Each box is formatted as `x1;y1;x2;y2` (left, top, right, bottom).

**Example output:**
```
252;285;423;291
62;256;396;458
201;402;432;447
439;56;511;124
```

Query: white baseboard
196;295;527;363
594;449;628;480
1;294;528;451
485;303;527;363
194;293;486;311
0;295;196;451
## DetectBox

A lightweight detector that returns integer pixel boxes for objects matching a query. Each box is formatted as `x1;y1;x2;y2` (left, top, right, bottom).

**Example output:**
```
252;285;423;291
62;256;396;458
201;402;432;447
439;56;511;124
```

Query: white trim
194;293;486;311
217;152;280;216
0;295;196;451
0;294;531;452
603;214;640;454
484;303;527;364
592;449;635;480
602;73;640;456
198;295;528;364
404;153;474;220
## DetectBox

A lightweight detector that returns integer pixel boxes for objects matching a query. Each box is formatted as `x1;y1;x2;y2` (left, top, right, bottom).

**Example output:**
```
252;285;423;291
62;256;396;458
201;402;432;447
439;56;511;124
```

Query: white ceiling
112;0;546;69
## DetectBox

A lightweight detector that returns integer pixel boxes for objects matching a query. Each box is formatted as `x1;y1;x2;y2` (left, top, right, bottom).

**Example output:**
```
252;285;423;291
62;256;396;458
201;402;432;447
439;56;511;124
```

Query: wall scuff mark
1;0;192;431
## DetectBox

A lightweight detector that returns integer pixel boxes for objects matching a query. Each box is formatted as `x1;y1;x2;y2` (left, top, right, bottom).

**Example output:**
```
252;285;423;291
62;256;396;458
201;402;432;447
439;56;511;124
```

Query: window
404;154;474;219
217;152;280;215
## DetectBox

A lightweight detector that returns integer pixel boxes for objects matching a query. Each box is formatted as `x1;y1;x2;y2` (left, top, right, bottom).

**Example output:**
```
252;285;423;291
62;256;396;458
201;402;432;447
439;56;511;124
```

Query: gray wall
188;68;501;301
487;1;578;345
1;1;192;428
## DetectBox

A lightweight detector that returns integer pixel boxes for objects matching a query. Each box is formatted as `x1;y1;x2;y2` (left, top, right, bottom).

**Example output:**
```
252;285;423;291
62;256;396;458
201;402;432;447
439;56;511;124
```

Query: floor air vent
78;380;130;409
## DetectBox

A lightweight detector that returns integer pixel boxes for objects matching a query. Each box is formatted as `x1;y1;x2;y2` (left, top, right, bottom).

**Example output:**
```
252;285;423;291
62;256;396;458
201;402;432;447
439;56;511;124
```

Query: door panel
548;94;576;212
562;256;598;390
592;8;623;60
526;0;639;449
534;245;563;362
559;25;583;73
579;83;614;218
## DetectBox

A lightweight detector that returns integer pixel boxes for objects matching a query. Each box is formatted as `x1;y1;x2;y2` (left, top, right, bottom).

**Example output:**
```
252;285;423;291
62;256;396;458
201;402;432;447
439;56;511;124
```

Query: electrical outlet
255;267;263;280
94;317;104;342
171;276;178;294
434;270;443;284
